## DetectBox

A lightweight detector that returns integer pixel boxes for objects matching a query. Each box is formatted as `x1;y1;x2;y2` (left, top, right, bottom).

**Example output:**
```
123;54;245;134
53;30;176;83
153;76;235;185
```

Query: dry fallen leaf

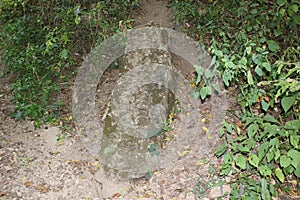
24;181;34;188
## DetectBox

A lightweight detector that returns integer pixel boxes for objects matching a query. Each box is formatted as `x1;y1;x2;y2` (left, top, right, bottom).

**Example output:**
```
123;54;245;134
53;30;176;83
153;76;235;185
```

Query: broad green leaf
266;151;274;163
258;142;269;161
287;149;300;168
294;164;300;178
220;163;231;176
255;66;263;76
210;56;216;67
281;96;295;113
224;153;233;164
263;114;278;123
247;70;254;85
214;144;228;157
261;178;271;200
222;71;231;86
261;99;269;111
204;69;212;79
267;40;280;52
235;154;247;170
248;154;259;168
247;123;259;138
276;0;285;6
214;83;221;93
275;167;285;182
285;120;300;130
290;4;299;13
280;155;292;168
290;135;299;149
274;149;281;161
260;165;272;177
261;62;271;71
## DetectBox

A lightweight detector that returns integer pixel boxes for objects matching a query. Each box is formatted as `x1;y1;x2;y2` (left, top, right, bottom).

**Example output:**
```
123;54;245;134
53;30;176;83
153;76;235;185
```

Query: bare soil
0;0;232;199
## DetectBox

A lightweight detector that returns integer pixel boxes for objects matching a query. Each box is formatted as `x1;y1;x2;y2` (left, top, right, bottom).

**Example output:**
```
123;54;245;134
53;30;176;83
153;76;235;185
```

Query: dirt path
0;1;230;199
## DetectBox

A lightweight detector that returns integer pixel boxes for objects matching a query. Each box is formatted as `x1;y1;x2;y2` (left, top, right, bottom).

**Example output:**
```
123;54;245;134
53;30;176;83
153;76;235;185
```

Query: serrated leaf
280;155;292;168
275;167;285;182
267;40;280;52
258;142;269;161
248;154;259;168
281;96;295;113
263;114;278;123
260;165;272;177
247;70;254;85
261;178;271;200
214;144;228;157
235;154;247;169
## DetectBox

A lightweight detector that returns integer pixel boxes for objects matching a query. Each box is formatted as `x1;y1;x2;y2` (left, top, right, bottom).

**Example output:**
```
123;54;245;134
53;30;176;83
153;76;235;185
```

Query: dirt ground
0;0;232;199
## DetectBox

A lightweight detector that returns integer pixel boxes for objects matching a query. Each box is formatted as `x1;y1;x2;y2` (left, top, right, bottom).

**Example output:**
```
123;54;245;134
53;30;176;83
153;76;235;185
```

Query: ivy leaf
259;165;272;177
247;70;254;85
280;155;292;168
275;167;285;182
261;178;271;200
281;96;295;113
248;153;259;168
214;144;228;157
235;154;247;170
267;40;280;52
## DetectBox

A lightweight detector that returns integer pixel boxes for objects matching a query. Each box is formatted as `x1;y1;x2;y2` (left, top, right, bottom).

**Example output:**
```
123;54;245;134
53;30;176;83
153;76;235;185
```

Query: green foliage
172;0;300;198
0;0;137;127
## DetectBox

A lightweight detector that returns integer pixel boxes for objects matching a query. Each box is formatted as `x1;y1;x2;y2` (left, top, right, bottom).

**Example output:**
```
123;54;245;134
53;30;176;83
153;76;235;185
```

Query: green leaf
285;120;300;130
287;149;300;168
247;70;254;85
204;69;212;79
224;153;233;164
261;62;271;72
258;142;269;161
275;167;285;183
281;96;295;113
248;154;259;168
261;178;271;200
260;165;272;177
263;114;278;123
261;99;269;111
214;144;228;157
247;123;259;138
267;40;280;52
220;163;231;176
276;0;285;6
290;135;299;149
255;66;263;76
294;164;300;178
266;151;274;163
235;154;247;170
280;155;292;168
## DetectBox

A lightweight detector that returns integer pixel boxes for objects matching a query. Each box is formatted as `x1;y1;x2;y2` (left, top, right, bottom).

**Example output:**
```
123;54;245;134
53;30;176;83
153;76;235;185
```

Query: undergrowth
172;0;300;199
0;0;137;127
